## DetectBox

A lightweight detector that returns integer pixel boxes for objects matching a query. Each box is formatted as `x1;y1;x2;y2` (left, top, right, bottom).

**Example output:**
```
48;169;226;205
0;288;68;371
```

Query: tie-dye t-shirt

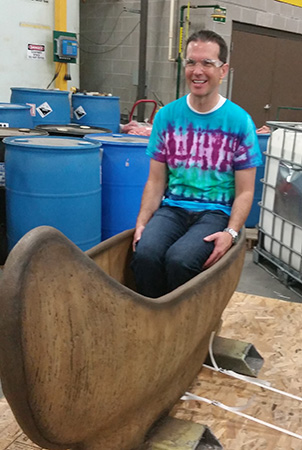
147;95;262;215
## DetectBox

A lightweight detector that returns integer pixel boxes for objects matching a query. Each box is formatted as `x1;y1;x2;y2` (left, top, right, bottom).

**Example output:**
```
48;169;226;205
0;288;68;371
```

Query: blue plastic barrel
10;88;71;126
85;133;149;240
0;103;33;128
4;136;102;251
0;128;48;264
72;94;120;133
245;133;270;228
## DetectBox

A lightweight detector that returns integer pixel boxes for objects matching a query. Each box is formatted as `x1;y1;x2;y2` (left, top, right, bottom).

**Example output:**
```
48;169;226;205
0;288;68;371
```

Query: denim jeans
131;205;229;298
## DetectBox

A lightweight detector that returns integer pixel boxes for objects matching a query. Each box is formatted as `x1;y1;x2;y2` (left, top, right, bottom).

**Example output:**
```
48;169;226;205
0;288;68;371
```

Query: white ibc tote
257;122;302;278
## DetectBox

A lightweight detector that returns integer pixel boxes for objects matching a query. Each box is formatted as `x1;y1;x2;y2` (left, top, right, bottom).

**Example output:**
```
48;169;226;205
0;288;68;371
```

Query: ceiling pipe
137;0;148;122
168;0;177;62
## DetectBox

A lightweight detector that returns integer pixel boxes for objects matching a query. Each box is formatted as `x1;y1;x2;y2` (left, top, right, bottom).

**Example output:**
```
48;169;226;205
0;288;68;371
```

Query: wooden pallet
245;228;258;250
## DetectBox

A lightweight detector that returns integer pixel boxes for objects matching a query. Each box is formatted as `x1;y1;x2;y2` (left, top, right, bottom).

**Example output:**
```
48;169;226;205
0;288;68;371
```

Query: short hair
184;30;228;63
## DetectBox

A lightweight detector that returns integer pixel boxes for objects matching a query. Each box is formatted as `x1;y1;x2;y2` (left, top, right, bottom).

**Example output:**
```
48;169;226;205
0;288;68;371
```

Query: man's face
184;40;228;101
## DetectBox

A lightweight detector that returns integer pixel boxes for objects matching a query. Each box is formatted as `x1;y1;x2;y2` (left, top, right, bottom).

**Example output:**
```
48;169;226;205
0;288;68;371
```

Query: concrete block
256;11;273;28
224;0;248;6
112;60;136;77
148;1;166;18
119;16;140;33
280;3;295;17
271;14;287;31
285;17;299;32
224;4;242;22
120;46;139;61
129;30;140;46
269;1;281;14
249;0;267;11
241;7;258;24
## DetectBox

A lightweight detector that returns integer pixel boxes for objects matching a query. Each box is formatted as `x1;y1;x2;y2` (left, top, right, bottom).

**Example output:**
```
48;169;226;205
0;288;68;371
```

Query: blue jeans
131;206;229;298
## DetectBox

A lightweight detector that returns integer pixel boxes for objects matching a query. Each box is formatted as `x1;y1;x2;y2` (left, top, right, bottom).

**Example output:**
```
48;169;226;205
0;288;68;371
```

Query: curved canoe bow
0;226;246;450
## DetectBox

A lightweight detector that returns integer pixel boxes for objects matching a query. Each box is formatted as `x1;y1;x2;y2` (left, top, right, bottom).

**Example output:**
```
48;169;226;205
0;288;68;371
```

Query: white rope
207;331;302;402
186;332;302;440
203;364;302;403
208;330;219;370
181;391;302;440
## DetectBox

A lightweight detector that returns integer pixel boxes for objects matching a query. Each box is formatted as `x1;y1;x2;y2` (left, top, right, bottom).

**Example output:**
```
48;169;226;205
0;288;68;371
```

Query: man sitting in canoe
131;29;262;298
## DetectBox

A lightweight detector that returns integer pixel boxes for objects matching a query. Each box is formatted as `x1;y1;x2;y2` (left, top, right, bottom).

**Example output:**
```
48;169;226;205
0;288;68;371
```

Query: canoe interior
86;228;136;289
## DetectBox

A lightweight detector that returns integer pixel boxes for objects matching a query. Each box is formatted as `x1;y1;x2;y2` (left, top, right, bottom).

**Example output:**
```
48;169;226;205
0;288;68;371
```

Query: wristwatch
223;227;239;244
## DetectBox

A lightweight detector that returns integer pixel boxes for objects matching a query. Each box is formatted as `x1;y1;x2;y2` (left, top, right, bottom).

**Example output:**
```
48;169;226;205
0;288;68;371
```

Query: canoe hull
0;227;246;449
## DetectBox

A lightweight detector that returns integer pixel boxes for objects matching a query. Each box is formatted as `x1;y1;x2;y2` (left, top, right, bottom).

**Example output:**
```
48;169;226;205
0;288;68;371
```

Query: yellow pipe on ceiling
54;0;67;90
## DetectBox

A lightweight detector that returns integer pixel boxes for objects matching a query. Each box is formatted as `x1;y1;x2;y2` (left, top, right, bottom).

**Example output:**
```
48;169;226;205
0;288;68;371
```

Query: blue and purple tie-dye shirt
147;95;262;215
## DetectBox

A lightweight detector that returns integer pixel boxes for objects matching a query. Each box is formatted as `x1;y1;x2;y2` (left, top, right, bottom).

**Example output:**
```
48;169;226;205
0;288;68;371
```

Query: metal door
229;23;302;127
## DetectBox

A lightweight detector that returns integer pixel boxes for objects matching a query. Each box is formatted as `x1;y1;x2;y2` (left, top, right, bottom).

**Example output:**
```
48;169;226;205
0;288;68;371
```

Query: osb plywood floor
0;292;301;449
172;292;302;450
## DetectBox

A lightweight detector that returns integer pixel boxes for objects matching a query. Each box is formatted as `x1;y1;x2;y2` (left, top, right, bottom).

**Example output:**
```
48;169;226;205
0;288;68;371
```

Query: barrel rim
84;133;149;147
10;87;70;95
0;128;49;138
72;93;120;100
0;103;31;110
3;135;102;150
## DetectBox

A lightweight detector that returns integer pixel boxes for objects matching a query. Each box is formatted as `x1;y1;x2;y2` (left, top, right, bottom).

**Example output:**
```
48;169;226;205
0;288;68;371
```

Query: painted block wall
79;0;302;119
0;0;80;103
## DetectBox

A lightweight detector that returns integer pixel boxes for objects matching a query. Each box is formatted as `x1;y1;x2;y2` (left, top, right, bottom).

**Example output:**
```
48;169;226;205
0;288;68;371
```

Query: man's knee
165;243;212;275
165;247;193;274
133;239;163;269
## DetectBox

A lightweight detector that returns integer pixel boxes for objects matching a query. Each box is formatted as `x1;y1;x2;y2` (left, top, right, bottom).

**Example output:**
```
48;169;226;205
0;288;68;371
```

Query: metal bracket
205;336;264;377
140;416;223;449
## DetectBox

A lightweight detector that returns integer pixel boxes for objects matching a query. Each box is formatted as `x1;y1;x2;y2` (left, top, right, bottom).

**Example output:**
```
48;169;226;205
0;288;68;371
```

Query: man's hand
132;225;146;251
202;231;233;269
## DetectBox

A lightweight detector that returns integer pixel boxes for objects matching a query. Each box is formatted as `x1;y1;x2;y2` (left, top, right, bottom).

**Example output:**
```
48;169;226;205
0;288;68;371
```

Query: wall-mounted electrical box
53;31;78;63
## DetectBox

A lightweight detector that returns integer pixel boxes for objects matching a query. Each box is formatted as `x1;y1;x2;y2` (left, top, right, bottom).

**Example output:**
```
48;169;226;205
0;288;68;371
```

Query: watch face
224;228;238;243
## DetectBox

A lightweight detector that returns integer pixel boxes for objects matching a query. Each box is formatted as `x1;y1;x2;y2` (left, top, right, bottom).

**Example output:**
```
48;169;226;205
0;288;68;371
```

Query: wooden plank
171;292;302;449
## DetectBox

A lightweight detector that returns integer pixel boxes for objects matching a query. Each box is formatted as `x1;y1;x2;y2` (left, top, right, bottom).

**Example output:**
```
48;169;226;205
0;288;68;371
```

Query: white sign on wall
0;0;79;102
27;43;46;60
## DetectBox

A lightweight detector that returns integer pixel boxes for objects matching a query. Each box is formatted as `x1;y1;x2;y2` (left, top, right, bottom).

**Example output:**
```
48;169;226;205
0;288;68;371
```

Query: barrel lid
3;135;101;150
72;93;120;100
36;124;112;136
11;87;69;95
0;103;31;110
0;128;48;138
86;133;149;146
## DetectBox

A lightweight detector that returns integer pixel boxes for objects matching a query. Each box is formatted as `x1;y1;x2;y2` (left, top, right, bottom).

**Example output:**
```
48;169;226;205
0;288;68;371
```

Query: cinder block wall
79;0;302;119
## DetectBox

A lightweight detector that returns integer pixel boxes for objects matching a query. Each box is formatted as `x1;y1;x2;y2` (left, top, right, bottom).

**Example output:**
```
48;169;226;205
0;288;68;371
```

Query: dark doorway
228;22;302;127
